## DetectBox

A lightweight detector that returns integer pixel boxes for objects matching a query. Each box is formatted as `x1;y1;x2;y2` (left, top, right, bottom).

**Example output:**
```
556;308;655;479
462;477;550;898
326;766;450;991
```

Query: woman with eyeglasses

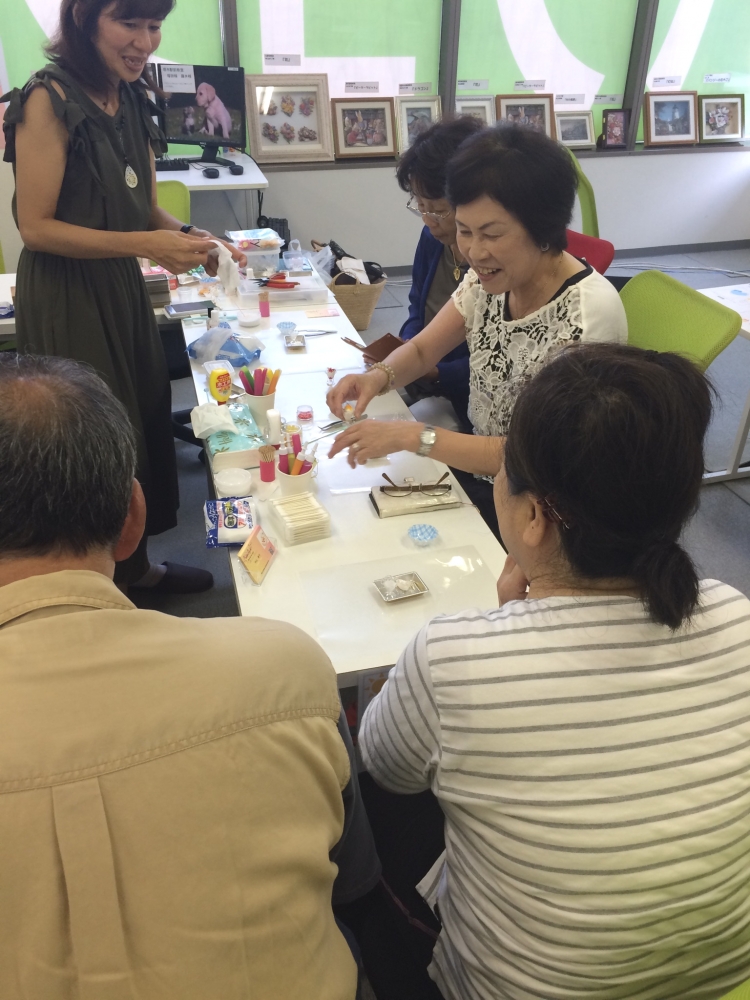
358;343;750;1000
395;115;484;431
327;125;627;537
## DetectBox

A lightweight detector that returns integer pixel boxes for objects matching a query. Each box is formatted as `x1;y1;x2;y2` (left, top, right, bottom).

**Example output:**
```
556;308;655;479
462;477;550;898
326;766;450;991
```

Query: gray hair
0;354;137;556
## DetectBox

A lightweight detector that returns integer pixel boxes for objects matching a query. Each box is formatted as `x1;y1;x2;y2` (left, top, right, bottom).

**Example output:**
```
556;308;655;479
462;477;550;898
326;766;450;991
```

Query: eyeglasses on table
380;472;452;497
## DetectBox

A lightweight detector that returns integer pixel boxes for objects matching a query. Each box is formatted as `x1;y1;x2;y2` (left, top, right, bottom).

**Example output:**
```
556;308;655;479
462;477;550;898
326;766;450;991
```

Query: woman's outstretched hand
326;369;388;419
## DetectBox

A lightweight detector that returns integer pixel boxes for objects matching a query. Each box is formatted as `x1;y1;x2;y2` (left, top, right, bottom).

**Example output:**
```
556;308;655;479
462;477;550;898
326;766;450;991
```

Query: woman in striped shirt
360;343;750;1000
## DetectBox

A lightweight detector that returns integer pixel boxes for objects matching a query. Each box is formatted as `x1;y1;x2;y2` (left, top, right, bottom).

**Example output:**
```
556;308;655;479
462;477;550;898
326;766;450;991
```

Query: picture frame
245;73;334;164
395;95;442;153
331;97;397;158
555;110;595;148
602;108;630;149
496;94;555;139
644;91;698;146
699;94;744;142
454;95;495;127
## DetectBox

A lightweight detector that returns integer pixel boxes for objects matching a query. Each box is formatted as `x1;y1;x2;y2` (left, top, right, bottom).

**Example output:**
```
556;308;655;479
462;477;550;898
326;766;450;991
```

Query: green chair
566;147;599;238
156;179;191;224
718;978;750;1000
621;270;741;372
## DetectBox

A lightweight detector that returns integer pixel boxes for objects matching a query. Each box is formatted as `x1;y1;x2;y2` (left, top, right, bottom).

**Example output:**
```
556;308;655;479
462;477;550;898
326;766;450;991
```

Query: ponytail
631;541;700;631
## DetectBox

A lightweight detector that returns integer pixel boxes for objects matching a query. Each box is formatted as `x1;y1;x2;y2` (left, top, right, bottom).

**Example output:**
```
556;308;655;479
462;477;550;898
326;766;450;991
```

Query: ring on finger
350;442;361;451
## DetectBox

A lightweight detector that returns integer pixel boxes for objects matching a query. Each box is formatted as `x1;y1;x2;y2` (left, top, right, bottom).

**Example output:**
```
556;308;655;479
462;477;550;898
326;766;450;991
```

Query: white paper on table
299;545;497;663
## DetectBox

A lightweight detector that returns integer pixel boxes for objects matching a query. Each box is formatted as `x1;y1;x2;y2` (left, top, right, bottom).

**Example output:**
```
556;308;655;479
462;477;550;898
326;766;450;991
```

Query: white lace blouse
452;265;628;437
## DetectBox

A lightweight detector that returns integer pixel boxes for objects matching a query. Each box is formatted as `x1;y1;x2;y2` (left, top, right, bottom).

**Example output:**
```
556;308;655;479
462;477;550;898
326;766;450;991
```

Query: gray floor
138;250;750;617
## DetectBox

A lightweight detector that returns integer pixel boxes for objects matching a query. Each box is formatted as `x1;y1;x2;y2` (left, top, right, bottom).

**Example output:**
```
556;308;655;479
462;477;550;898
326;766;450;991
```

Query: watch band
417;424;437;457
180;224;195;234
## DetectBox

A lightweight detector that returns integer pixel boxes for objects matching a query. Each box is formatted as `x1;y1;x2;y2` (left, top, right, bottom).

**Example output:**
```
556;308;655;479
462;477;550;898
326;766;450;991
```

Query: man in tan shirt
0;355;362;999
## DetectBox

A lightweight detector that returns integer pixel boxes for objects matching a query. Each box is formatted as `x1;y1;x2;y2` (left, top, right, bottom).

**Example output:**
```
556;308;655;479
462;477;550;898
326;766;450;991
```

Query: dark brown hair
396;115;485;201
46;0;174;95
446;124;577;253
503;343;713;630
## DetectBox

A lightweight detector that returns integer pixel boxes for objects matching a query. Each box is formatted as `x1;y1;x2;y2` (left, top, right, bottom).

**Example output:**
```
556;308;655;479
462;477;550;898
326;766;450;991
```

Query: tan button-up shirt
0;570;356;1000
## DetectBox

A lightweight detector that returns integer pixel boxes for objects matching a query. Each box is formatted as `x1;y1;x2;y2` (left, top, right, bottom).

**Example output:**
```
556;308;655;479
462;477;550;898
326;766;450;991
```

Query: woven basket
330;272;387;332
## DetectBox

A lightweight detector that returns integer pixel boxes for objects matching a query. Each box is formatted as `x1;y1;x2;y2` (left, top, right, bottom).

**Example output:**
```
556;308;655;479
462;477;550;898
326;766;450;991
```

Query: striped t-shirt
359;581;750;1000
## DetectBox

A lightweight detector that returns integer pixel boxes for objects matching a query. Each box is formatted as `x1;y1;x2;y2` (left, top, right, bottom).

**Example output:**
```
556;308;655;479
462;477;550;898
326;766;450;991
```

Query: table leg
703;381;750;484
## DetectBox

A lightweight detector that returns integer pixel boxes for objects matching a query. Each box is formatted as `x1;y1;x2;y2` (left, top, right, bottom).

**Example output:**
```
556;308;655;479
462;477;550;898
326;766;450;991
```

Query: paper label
399;82;432;95
159;63;196;93
652;75;682;88
514;79;546;91
263;53;301;66
704;73;731;83
345;81;379;94
457;79;490;91
594;94;623;104
555;94;585;104
306;306;340;318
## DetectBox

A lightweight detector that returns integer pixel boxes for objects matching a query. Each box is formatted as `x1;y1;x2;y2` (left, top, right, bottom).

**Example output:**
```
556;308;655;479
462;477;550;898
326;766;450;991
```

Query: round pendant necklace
111;95;138;189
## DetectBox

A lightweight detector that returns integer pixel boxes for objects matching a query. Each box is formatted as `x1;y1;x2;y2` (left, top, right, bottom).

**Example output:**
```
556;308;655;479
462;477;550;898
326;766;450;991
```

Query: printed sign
159;63;196;94
457;79;490;91
555;94;585;104
704;73;731;83
345;81;379;94
514;79;546;91
594;94;623;104
399;83;433;95
652;75;682;87
263;54;301;66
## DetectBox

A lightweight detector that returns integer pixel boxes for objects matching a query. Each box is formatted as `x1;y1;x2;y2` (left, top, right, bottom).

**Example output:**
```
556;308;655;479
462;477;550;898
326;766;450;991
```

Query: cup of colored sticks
238;366;280;430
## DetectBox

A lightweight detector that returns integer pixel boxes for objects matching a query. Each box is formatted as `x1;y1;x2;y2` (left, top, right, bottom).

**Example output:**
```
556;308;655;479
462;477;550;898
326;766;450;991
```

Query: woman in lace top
327;126;627;535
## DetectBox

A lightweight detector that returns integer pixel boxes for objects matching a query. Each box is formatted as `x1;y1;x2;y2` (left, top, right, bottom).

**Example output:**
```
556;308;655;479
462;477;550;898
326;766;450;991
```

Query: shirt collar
0;570;135;628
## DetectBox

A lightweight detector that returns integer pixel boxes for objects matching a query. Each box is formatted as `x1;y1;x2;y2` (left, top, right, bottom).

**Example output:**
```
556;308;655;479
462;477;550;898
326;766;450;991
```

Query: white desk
156;152;267;192
700;284;750;484
183;297;506;686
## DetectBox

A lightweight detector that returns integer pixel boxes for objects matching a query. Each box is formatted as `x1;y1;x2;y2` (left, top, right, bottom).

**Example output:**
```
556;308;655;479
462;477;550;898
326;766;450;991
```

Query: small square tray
373;572;429;602
284;333;307;350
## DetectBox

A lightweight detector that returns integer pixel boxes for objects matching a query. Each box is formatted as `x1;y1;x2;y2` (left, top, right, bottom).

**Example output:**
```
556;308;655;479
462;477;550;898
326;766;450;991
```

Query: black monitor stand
185;143;234;168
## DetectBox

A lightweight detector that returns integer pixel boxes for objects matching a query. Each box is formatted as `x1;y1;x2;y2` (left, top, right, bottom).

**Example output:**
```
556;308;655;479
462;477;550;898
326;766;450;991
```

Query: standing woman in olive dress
2;0;245;592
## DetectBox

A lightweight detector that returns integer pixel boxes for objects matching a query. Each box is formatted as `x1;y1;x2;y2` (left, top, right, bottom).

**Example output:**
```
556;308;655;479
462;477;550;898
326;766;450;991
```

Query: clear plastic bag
308;243;336;285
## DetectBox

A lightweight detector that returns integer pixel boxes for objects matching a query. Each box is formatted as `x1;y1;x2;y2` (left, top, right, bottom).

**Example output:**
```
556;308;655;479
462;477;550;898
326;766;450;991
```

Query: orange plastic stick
268;369;282;394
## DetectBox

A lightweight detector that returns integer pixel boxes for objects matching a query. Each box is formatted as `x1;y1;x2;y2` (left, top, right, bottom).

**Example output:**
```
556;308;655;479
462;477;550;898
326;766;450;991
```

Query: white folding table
182;291;506;687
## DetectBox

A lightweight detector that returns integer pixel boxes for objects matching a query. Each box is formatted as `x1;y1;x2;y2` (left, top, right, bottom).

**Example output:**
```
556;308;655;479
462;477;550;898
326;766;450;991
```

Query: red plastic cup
259;458;276;483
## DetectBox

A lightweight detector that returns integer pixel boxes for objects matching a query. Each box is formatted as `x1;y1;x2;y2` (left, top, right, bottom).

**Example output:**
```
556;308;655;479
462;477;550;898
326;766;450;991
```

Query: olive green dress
2;65;179;573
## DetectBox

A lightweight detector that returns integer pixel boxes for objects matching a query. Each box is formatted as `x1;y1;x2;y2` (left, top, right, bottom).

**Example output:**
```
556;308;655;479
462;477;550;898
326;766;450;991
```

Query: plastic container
244;247;282;277
276;462;317;497
214;468;254;498
408;524;439;547
240;390;276;430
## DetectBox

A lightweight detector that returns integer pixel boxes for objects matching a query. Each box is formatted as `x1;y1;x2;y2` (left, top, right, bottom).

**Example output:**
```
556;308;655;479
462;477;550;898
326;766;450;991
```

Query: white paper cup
240;391;276;431
214;468;254;498
277;462;317;496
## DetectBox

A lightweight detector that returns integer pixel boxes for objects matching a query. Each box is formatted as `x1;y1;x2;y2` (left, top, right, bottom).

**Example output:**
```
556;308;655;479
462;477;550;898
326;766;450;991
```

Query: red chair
566;229;615;275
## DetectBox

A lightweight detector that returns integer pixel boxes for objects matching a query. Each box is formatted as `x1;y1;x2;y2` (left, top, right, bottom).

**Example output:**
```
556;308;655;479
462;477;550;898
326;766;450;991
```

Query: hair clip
538;494;572;530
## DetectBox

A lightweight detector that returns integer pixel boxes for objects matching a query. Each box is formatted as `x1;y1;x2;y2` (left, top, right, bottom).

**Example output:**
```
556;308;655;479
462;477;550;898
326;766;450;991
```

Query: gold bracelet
371;361;396;395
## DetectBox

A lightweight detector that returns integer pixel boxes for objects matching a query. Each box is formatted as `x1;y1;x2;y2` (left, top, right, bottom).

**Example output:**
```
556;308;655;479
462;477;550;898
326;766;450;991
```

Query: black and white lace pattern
454;270;586;437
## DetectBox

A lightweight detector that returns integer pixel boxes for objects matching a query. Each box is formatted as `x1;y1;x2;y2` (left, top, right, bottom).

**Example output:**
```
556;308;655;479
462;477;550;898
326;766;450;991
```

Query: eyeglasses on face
406;195;452;221
379;472;452;497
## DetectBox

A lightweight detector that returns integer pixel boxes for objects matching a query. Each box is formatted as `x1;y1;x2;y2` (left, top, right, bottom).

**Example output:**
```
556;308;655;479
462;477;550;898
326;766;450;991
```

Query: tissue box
205;401;266;471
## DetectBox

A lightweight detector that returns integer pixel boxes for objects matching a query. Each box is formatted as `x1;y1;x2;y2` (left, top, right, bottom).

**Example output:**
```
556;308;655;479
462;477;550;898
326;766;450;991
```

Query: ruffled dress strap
2;66;106;187
134;88;168;158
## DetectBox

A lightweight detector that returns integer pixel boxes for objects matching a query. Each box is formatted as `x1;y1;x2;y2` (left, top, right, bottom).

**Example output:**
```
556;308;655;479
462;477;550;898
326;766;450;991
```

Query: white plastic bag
308;243;336;285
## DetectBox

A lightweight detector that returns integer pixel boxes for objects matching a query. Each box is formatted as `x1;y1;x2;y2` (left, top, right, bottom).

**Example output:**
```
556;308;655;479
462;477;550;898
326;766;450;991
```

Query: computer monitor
156;64;246;166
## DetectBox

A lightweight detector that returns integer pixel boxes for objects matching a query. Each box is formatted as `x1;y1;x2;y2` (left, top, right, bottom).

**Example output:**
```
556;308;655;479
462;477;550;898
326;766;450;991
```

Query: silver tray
284;333;307;350
373;572;429;602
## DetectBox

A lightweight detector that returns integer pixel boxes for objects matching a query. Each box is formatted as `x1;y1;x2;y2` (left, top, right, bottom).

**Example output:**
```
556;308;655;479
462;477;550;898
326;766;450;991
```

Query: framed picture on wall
555;110;595;148
454;95;495;126
331;97;397;158
245;73;334;164
699;94;744;142
644;91;698;146
602;108;630;148
395;96;442;153
496;94;555;139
